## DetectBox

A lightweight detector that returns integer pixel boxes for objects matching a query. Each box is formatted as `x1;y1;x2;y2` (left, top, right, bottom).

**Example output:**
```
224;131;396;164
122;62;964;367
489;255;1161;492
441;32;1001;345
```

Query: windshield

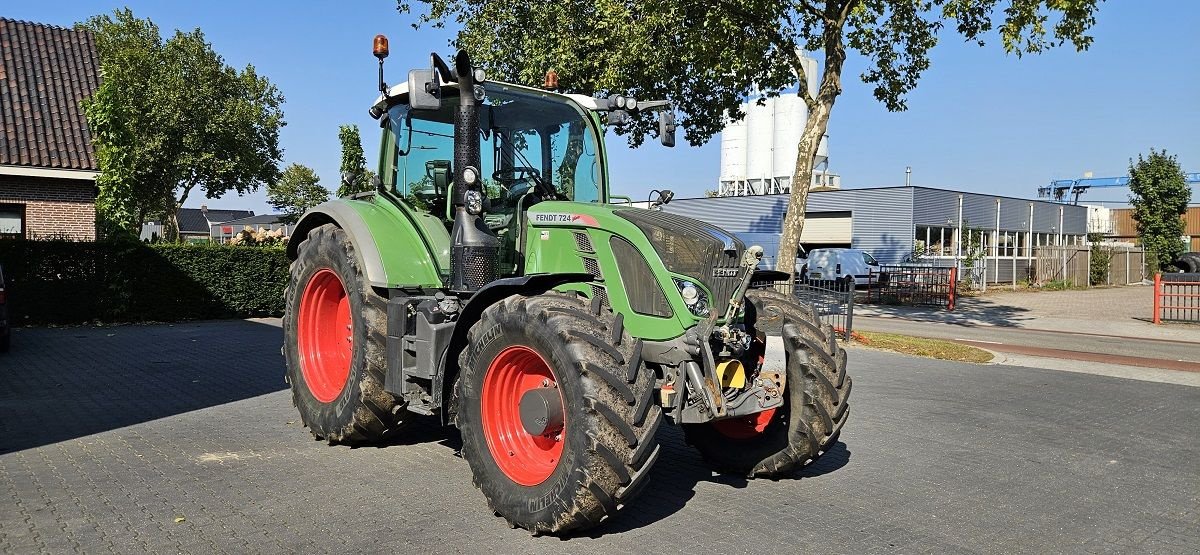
381;83;603;213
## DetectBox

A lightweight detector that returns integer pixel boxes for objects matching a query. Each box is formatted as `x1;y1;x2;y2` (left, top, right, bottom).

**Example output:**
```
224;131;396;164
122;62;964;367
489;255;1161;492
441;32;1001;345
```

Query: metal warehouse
662;186;1088;283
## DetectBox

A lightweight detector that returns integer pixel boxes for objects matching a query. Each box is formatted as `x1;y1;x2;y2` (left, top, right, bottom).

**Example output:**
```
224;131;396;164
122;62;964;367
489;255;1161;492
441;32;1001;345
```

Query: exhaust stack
447;50;499;293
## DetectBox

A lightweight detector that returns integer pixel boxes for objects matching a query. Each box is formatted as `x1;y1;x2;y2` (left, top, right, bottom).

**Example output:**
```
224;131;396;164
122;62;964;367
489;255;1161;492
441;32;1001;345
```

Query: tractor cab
375;82;606;274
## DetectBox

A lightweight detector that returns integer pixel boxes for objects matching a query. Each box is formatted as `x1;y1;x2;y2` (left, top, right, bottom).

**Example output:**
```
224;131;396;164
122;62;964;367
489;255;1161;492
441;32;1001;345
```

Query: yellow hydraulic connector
715;359;746;389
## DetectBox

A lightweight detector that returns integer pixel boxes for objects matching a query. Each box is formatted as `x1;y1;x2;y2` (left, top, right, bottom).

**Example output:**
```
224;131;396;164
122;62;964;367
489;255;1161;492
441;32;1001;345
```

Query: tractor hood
526;202;747;322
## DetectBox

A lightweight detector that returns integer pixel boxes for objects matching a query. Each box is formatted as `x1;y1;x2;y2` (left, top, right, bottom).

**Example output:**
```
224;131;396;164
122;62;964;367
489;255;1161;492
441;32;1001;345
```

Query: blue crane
1038;172;1200;204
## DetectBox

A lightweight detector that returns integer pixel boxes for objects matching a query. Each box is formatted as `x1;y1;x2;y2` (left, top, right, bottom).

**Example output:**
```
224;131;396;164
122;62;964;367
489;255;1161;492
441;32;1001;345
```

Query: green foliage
1128;149;1190;272
0;239;288;324
401;0;1103;276
1042;278;1075;291
268;163;329;223
80;9;285;237
336;125;373;197
1087;233;1112;286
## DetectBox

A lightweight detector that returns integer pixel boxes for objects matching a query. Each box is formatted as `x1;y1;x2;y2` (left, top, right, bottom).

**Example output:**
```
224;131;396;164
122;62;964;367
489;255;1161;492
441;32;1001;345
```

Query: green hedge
0;240;289;325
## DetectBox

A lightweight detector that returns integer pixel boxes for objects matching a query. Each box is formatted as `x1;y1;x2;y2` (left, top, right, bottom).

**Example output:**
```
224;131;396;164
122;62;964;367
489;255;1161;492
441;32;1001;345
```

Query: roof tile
0;18;99;171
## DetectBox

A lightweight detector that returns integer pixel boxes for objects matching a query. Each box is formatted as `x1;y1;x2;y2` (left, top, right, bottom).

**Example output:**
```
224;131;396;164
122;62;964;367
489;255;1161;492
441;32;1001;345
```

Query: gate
866;265;957;310
1154;273;1200;324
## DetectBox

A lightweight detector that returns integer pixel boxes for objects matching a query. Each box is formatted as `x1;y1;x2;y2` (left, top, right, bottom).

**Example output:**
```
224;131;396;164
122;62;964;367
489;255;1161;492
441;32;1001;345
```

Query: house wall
1112;207;1200;251
0;175;96;240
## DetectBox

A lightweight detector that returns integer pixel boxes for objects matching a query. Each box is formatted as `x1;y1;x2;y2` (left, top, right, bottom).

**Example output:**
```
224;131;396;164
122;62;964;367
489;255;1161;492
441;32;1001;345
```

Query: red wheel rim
297;269;353;403
481;345;565;486
712;408;777;439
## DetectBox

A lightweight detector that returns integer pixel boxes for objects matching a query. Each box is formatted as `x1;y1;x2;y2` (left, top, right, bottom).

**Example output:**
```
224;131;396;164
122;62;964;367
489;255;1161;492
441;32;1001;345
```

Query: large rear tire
684;289;851;476
457;292;661;535
283;224;406;444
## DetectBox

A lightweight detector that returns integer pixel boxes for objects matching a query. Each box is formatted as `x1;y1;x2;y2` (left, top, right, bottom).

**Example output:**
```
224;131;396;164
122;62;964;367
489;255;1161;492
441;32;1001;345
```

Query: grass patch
855;331;994;363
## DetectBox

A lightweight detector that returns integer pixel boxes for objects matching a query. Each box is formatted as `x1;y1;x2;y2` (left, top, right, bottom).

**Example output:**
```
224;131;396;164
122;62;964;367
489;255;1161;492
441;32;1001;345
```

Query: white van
804;248;883;289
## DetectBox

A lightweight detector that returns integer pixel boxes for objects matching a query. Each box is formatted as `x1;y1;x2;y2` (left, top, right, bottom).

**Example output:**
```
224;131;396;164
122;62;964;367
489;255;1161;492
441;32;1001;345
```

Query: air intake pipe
447;50;499;293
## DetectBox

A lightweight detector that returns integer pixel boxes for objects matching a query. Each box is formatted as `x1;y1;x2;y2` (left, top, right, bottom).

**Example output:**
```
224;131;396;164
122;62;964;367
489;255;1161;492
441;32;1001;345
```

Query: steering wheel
492;167;542;189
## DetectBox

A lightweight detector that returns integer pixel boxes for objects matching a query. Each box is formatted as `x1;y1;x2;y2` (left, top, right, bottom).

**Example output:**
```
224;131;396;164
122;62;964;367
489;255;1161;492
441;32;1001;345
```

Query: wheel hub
518;387;565;436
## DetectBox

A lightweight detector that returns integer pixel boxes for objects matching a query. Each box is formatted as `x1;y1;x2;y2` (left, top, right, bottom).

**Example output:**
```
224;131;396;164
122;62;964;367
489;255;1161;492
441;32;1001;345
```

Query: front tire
283;224;406;444
684;289;851;476
457;292;661;535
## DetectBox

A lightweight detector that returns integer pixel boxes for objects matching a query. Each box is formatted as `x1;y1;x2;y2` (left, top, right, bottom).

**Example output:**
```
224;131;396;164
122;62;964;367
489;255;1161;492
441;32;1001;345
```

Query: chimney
200;204;208;215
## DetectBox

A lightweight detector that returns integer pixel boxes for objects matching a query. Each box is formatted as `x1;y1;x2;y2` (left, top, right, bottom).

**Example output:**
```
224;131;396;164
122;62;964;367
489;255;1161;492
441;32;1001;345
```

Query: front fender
287;198;446;288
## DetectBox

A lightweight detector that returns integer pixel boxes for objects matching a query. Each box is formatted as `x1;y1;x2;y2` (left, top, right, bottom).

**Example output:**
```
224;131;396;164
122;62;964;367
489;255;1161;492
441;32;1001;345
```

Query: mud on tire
684;288;851;477
457;292;662;535
283;223;407;444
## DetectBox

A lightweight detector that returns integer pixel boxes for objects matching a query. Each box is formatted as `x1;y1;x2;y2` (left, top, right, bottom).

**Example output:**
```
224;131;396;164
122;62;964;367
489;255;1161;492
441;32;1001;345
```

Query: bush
0;239;289;325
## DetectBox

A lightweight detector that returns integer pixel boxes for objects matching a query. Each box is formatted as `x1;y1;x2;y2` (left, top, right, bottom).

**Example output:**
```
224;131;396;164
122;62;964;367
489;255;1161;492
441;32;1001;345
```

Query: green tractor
283;37;851;535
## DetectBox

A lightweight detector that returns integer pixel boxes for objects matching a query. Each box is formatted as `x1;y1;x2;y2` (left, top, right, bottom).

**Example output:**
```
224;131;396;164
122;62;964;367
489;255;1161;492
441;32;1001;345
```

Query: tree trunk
776;101;832;278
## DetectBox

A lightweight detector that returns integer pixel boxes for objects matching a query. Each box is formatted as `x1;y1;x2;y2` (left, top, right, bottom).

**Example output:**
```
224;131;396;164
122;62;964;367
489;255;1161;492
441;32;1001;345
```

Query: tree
1129;149;1190;272
336;125;376;197
401;0;1102;275
268;163;330;223
81;9;285;239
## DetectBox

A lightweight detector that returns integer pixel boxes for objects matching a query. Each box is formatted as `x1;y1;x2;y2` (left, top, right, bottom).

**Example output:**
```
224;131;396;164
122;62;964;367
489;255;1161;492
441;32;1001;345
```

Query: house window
0;204;24;239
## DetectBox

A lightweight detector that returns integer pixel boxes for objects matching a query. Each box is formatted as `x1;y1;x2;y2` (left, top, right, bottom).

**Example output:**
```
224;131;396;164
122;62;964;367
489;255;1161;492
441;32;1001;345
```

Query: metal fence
1032;245;1146;287
1154;273;1200;324
865;265;957;310
794;283;854;341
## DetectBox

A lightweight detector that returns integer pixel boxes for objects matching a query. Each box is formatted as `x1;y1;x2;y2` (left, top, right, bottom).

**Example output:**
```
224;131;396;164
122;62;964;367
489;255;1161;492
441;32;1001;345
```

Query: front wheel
684;289;851;476
457;292;661;535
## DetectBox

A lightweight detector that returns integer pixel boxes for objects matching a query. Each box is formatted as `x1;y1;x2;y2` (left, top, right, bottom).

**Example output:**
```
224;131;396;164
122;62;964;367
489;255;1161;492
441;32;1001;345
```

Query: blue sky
8;1;1198;213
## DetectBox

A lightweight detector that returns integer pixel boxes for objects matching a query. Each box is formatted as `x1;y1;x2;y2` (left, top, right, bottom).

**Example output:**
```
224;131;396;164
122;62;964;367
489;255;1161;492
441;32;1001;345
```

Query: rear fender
435;272;593;424
287;199;445;288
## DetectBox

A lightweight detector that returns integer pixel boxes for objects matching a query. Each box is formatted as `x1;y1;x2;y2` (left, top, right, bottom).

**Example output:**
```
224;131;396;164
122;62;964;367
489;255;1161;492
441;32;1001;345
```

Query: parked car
0;264;9;352
804;248;884;290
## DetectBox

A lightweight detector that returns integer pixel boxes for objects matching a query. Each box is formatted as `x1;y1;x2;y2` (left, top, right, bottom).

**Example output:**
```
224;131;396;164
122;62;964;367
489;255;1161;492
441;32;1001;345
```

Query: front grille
705;252;743;318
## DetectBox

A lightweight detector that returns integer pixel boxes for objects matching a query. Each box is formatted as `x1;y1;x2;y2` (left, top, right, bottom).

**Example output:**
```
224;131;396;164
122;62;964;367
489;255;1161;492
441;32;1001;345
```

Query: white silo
719;116;747;183
771;95;806;188
744;100;774;193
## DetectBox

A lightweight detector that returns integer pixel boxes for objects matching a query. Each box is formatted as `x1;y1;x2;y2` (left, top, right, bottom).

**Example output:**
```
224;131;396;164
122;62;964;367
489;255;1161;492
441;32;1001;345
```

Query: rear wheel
684;289;851;476
283;224;406;444
457;292;661;535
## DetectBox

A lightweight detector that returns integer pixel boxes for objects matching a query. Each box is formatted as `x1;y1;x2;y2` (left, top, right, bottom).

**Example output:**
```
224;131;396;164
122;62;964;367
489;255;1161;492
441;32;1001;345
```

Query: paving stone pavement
1;320;1198;554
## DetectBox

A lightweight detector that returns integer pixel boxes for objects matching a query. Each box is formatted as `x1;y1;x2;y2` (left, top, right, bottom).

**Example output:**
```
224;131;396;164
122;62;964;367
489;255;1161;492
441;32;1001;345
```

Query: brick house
0;18;100;241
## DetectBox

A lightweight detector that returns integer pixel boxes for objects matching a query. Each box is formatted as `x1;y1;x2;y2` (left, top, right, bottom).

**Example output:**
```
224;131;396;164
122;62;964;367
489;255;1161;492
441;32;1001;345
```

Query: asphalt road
2;320;1198;553
855;315;1200;369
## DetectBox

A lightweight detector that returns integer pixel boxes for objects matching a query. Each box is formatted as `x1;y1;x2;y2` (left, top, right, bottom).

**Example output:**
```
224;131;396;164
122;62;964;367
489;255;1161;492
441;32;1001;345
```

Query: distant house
141;205;254;242
0;18;101;241
210;214;294;243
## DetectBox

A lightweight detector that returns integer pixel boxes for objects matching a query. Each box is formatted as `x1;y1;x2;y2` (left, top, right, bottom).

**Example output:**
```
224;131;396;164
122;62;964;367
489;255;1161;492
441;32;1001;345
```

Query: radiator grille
590;284;609;308
583;257;602;279
574;231;594;253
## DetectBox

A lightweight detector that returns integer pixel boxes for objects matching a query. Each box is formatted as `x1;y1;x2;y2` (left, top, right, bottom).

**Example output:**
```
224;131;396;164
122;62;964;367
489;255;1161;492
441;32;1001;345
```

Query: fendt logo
713;268;739;278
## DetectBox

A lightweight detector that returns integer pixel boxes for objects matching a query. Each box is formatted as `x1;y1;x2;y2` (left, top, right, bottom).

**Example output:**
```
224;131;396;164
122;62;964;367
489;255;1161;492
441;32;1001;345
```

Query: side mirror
658;111;676;148
408;69;441;111
341;171;355;188
649;189;674;209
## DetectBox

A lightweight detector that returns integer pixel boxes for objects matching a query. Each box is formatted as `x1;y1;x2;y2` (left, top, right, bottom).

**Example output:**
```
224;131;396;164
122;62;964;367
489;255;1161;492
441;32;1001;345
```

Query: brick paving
2;320;1198;553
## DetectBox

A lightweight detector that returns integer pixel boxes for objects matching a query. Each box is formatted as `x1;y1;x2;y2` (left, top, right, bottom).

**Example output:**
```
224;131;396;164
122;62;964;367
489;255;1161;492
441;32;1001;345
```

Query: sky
6;1;1198;214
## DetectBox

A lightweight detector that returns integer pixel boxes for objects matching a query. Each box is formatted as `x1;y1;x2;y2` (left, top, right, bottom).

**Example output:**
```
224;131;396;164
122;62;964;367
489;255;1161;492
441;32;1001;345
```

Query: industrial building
662;186;1088;283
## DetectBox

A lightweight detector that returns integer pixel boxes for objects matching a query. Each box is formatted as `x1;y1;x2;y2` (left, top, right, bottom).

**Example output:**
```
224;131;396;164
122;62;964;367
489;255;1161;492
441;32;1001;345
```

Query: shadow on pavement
857;295;1034;327
0;319;286;455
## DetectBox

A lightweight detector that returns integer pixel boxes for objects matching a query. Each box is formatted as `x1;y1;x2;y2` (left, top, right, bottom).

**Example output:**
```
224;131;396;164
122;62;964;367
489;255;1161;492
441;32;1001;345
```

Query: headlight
674;279;709;317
